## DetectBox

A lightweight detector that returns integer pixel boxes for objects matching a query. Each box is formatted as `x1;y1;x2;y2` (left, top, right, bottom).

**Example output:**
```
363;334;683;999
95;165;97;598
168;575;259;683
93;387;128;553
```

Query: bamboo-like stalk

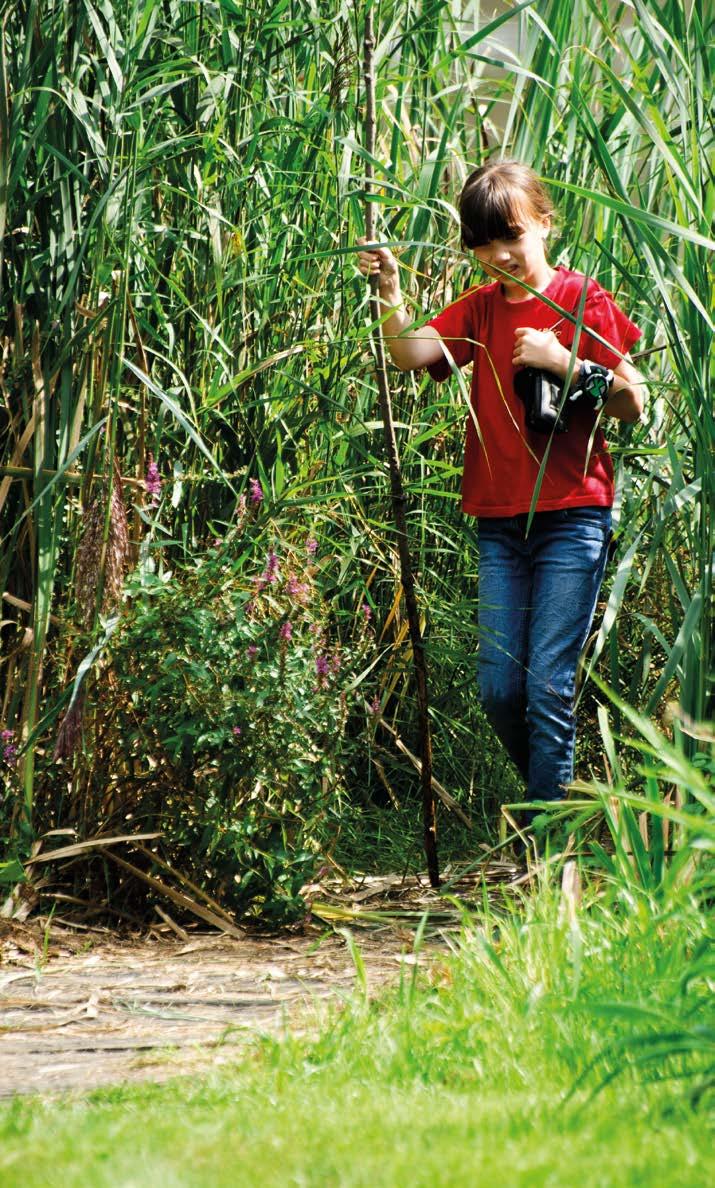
0;12;9;294
362;6;439;889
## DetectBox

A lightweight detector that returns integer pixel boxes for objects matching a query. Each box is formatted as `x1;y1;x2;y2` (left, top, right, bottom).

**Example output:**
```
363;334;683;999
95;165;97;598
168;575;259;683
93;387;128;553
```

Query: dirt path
0;924;424;1097
0;864;519;1098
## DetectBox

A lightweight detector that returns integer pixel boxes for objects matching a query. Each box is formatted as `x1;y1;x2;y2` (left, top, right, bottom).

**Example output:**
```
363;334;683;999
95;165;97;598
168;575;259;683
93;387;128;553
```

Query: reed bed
0;1;712;906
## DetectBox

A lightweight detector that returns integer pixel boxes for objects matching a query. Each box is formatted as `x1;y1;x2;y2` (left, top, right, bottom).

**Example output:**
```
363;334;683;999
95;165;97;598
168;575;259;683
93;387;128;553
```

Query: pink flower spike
361;602;372;620
306;536;318;555
246;645;258;659
145;454;161;506
286;576;310;604
249;478;264;505
255;551;279;592
232;726;242;736
279;621;293;642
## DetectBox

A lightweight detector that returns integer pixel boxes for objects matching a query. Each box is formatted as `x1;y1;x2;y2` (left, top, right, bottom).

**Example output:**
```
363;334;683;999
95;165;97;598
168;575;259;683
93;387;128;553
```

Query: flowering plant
106;502;373;921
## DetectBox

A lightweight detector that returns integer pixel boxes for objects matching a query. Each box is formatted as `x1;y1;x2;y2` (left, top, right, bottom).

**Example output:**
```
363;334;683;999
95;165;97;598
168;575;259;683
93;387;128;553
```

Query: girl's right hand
355;238;400;285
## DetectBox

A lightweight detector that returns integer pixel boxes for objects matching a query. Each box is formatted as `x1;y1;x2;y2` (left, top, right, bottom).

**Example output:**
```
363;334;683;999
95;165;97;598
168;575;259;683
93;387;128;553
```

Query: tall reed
1;1;711;872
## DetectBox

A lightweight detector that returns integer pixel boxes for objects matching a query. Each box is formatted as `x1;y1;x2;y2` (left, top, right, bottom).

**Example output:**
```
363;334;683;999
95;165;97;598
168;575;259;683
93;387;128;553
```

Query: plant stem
362;5;439;888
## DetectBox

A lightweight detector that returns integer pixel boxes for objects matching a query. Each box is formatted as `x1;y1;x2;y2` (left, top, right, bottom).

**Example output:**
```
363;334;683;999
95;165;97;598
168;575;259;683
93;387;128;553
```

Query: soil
0;862;521;1099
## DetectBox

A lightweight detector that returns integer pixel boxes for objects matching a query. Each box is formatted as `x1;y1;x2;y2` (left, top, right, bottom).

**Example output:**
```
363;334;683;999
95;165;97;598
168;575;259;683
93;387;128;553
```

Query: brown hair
459;160;555;249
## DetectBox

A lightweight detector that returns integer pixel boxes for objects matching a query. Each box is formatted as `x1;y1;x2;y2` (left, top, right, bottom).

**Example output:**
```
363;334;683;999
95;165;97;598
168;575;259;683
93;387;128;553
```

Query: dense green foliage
0;0;712;916
105;501;373;918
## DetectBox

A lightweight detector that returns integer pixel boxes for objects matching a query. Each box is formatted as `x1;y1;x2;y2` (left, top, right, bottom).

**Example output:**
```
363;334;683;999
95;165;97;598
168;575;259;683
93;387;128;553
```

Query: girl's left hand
513;327;569;376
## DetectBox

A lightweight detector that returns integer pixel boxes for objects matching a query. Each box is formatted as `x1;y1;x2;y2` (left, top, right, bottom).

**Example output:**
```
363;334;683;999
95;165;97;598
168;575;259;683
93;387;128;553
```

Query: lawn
2;886;712;1187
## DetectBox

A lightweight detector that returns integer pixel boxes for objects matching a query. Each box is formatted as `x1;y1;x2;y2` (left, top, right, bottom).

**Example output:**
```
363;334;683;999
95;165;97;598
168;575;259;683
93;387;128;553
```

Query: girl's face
470;212;552;300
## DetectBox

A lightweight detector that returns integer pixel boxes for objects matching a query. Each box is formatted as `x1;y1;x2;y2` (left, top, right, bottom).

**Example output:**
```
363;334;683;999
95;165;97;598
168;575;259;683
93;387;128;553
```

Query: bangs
460;180;526;249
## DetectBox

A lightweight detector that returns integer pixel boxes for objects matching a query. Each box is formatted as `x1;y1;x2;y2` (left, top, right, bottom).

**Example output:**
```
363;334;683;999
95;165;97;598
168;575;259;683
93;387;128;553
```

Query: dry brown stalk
53;687;87;763
74;456;130;629
55;456;131;761
362;9;439;887
103;850;245;939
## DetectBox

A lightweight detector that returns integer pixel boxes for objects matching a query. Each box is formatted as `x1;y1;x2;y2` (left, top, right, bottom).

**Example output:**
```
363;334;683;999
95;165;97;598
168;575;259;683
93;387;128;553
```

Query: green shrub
107;497;374;921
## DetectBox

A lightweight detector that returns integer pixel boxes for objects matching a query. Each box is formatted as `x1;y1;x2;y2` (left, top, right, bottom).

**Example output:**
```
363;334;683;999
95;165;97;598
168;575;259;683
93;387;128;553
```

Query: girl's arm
512;328;646;423
601;356;646;422
356;241;444;371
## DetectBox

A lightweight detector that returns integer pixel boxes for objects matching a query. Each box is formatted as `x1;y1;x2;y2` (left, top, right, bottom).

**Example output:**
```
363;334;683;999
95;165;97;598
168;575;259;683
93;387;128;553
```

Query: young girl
357;159;645;840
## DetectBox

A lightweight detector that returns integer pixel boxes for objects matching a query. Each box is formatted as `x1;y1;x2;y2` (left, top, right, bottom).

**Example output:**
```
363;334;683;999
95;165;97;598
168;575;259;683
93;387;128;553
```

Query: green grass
2;887;712;1187
0;1065;707;1188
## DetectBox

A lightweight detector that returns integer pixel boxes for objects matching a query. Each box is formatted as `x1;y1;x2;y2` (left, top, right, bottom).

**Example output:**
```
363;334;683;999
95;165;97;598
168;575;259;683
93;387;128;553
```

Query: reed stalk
362;4;439;888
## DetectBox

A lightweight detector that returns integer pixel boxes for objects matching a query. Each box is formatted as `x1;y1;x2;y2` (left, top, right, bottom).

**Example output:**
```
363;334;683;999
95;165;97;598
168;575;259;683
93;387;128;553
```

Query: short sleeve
580;289;642;371
424;288;479;382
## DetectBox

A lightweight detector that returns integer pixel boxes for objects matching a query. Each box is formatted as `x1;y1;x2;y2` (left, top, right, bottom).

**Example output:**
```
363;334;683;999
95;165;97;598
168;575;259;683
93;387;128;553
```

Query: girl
357;159;645;841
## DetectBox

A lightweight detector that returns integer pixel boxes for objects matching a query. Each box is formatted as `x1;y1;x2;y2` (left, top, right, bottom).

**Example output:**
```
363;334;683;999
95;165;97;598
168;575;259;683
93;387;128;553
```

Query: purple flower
2;729;17;764
369;695;381;716
279;621;293;642
315;653;329;681
306;536;318;555
145;454;161;506
254;550;279;592
246;645;258;660
286;576;310;604
361;602;372;621
249;478;263;505
232;726;242;736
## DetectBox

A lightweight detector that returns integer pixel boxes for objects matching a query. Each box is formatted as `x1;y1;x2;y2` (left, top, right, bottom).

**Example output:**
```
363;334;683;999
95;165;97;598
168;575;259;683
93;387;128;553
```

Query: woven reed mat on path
0;861;521;1098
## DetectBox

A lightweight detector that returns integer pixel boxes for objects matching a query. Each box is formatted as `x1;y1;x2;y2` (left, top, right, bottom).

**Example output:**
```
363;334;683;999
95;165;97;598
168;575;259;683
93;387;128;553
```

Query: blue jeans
476;507;611;809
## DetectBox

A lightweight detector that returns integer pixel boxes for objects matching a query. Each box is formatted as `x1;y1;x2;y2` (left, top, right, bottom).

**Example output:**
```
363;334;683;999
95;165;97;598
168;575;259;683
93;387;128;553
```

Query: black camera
514;367;568;434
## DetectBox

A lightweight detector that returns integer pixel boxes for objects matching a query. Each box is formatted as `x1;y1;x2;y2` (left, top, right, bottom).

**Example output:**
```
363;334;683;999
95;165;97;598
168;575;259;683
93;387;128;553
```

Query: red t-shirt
426;265;641;517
